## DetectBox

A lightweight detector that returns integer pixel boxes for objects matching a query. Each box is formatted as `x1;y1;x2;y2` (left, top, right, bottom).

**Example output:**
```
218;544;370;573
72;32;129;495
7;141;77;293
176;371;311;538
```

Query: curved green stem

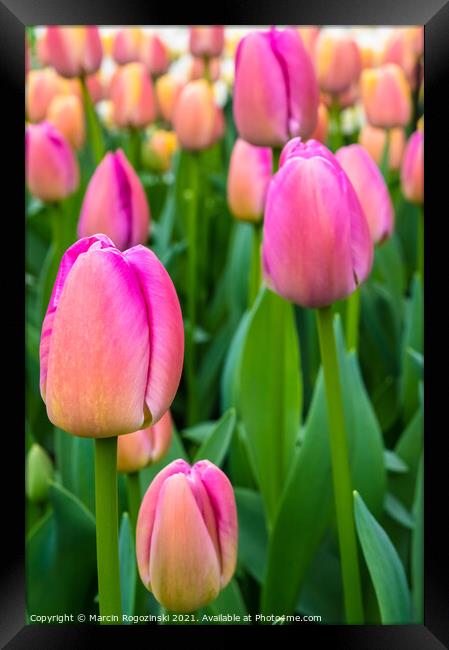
95;437;122;623
329;100;345;151
316;306;364;624
248;222;262;306
345;288;360;351
80;76;105;165
127;128;141;170
418;206;424;279
186;151;200;426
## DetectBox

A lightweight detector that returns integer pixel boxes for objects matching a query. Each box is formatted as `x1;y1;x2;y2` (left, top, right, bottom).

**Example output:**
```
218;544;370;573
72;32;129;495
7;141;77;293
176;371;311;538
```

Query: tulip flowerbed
25;26;424;625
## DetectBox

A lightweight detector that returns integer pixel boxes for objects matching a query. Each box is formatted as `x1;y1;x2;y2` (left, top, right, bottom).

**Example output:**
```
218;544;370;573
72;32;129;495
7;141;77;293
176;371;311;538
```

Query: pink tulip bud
233;28;319;147
308;102;329;143
227;138;272;222
112;28;143;65
155;74;184;123
36;32;50;67
358;124;405;171
46;26;103;78
47;94;85;150
40;234;184;437
336;144;394;244
382;28;418;87
173;80;217;151
262;138;373;308
136;459;237;612
110;62;157;129
361;63;411;129
78;150;150;250
189;26;225;58
26;68;63;123
117;410;173;473
315;30;361;94
140;34;170;76
26;121;79;202
401;130;424;204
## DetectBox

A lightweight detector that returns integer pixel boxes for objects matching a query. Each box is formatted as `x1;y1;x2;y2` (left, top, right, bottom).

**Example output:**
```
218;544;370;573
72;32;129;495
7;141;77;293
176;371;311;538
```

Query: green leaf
238;287;302;523
262;315;385;616
234;488;268;583
182;421;216;445
221;310;251;411
411;455;423;622
400;275;423;423
204;580;248;623
390;407;423;510
384;493;414;529
26;483;97;616
194;408;236;467
119;513;136;620
407;348;423;378
54;429;95;514
384;450;409;474
354;491;412;623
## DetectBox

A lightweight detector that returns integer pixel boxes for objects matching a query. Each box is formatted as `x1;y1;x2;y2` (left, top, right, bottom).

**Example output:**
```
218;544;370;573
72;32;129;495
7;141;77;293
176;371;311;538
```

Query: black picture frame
4;0;447;646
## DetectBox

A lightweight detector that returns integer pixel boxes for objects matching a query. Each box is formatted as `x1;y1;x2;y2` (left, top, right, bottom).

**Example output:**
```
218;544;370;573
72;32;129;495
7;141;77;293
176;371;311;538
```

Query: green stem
186;151;200;426
380;128;390;184
316;306;364;624
126;472;141;535
127;127;141;170
95;437;122;623
80;75;105;165
418;206;424;279
345;288;360;351
330;100;344;151
248;222;262;306
272;147;282;174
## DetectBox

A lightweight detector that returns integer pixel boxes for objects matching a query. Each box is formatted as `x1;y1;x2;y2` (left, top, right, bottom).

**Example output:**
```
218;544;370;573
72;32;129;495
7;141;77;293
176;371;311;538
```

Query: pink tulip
189;26;225;58
227;138;272;222
117;410;173;473
155;74;184;123
40;234;184;437
46;26;103;78
112;28;143;65
298;26;320;59
47;94;85;151
315;30;361;94
173;80;217;151
36;32;50;67
361;63;411;129
26;68;63;123
262;138;373;308
136;459;237;612
336;144;394;244
401;130;424;204
233;28;319;147
189;56;221;82
140;34;170;76
26;121;79;202
110;62;157;129
78;150;150;250
382;28;419;87
358;124;406;171
86;72;106;104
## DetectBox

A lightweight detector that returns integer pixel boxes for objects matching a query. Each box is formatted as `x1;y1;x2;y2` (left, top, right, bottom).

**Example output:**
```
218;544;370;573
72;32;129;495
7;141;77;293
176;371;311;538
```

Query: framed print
1;0;446;646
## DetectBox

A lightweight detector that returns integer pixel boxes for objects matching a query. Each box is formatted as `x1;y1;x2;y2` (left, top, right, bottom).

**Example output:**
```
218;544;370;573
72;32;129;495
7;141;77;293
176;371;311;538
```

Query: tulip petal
40;234;115;400
116;150;150;247
136;459;191;588
124;245;184;424
194;461;238;588
117;428;153;473
149;473;221;612
44;245;150;437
